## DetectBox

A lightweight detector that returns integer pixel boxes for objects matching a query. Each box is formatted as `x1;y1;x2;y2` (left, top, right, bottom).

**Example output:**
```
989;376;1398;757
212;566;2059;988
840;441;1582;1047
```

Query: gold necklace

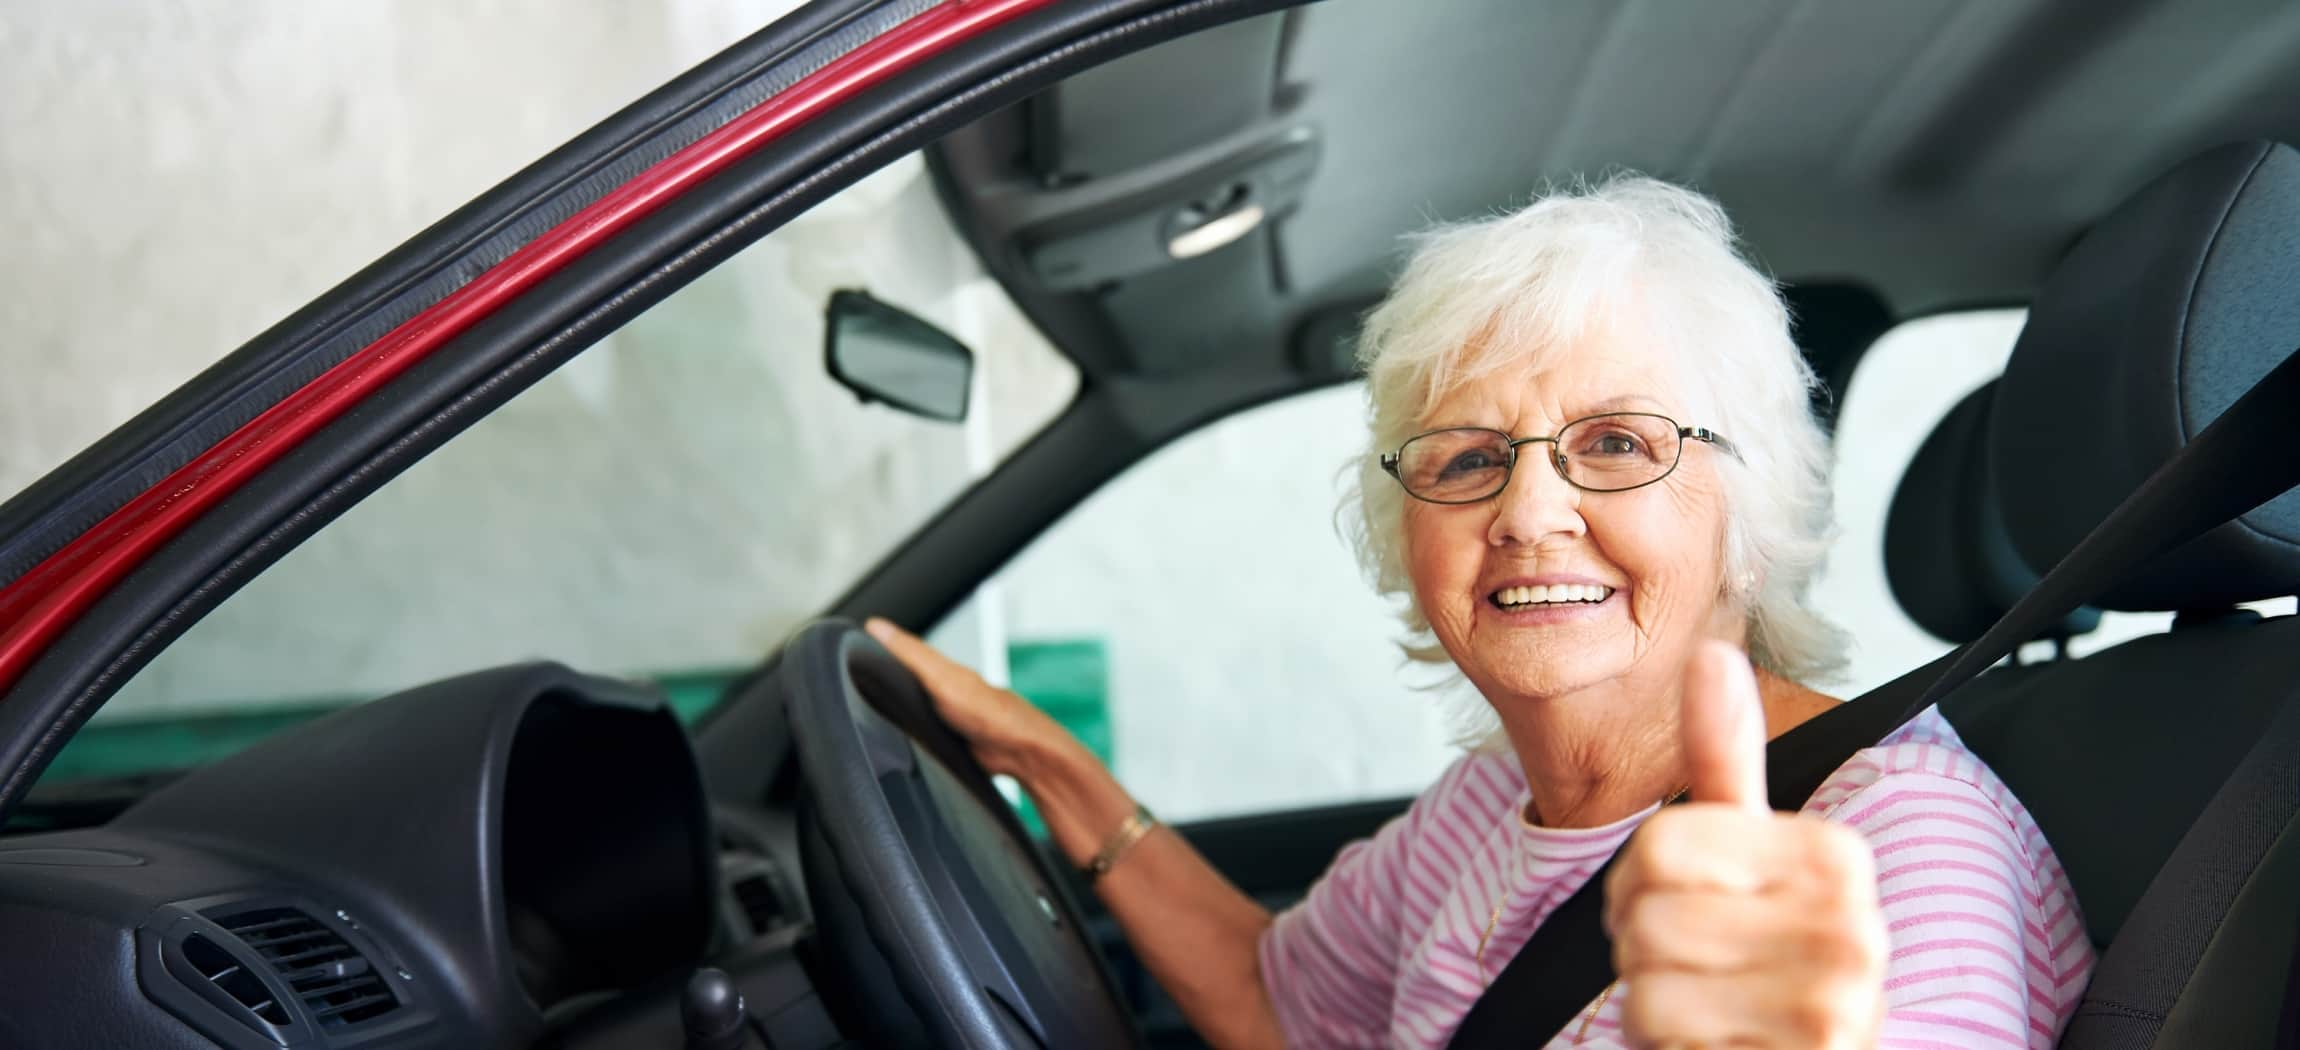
1474;783;1691;1043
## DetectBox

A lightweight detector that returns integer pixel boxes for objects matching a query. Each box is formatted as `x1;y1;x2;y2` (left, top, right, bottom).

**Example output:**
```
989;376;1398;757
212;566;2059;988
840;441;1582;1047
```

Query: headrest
1885;382;2100;643
1991;140;2300;611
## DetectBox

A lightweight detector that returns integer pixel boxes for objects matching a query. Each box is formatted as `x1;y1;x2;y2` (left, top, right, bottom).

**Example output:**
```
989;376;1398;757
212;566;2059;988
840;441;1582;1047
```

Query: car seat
1918;138;2300;1047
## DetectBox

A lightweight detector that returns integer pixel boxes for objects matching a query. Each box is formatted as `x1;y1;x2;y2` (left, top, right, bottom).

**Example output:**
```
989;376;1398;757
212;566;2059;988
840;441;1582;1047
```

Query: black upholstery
1932;140;2300;1046
1991;139;2300;611
1943;620;2300;948
1885;380;2100;643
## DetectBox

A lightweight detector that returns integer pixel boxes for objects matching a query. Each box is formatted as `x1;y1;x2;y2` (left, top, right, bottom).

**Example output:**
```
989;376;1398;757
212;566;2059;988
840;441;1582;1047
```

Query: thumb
1680;640;1769;811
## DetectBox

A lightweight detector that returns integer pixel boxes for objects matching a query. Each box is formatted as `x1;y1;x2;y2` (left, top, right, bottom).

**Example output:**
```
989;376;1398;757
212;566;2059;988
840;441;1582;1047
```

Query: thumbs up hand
1601;642;1888;1049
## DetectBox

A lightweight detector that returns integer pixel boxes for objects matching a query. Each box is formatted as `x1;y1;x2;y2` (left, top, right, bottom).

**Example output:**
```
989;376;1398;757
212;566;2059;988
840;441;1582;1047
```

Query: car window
41;153;1078;785
932;384;1462;825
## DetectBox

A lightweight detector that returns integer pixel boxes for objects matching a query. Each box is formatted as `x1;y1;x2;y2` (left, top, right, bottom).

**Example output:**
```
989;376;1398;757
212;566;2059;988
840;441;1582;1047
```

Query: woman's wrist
1081;803;1160;883
1012;736;1140;869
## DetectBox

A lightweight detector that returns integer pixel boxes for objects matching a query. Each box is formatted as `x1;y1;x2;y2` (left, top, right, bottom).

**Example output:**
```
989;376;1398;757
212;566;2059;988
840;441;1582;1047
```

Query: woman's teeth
1492;583;1613;609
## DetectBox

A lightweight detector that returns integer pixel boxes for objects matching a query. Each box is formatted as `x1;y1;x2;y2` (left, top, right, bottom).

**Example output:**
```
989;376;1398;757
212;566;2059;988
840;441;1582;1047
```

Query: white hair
1338;174;1848;748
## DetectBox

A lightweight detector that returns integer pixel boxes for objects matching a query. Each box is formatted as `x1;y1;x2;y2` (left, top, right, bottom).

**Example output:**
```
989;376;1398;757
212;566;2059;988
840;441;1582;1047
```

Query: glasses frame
1377;412;1739;504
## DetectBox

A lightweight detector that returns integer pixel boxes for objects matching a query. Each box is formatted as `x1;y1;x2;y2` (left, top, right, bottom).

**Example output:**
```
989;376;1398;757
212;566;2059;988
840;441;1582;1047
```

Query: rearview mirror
824;290;973;422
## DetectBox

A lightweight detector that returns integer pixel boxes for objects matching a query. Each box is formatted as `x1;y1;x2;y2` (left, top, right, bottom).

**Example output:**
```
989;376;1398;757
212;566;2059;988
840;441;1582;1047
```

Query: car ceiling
929;0;2300;388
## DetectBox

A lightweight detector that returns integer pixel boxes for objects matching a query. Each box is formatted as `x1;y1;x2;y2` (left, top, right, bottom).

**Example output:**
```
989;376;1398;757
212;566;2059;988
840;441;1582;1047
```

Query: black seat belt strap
1448;344;2300;1048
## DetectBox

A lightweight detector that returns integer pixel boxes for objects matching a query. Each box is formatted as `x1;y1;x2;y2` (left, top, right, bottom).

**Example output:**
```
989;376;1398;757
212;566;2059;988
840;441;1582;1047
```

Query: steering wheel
778;620;1143;1049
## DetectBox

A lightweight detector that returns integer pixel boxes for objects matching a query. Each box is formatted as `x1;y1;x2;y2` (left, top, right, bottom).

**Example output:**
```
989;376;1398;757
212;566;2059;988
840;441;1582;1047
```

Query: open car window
41;153;1079;786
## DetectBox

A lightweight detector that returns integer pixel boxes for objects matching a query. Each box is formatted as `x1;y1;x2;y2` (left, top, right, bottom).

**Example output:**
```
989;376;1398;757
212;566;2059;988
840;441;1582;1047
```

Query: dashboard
0;663;836;1050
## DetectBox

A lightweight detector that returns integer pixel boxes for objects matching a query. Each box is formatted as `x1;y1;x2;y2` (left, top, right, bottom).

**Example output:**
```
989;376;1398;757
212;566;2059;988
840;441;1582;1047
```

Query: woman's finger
1613;888;1772;976
1612;888;1883;978
1605;809;1876;934
1681;640;1769;811
1616;971;1767;1049
1622;968;1882;1050
862;616;1078;778
864;616;982;698
1605;807;1784;935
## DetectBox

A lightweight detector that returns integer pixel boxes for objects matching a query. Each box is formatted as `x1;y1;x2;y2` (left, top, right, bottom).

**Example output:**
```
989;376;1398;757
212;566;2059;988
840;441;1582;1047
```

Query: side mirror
824;290;973;422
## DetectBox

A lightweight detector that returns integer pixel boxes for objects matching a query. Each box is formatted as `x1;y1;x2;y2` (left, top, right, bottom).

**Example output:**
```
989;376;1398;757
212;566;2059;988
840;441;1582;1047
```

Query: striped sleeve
1258;758;1477;1047
1823;771;2081;1049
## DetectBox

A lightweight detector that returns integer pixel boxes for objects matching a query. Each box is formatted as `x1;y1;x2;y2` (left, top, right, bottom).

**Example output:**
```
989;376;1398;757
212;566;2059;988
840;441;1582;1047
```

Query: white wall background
0;0;805;495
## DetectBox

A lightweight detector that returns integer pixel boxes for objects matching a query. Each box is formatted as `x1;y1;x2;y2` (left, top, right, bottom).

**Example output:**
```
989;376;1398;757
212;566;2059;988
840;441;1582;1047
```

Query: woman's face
1401;324;1741;707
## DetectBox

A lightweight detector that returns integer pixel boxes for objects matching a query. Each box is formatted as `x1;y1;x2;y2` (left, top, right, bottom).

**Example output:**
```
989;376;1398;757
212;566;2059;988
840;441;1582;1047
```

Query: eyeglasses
1378;412;1738;504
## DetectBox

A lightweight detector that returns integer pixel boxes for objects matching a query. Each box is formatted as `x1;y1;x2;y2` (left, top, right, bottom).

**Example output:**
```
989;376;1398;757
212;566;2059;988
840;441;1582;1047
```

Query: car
1;1;2297;1048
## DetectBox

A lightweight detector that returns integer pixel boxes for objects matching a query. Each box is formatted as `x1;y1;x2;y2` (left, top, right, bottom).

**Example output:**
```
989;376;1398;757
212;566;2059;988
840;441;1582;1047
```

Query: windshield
37;154;1077;787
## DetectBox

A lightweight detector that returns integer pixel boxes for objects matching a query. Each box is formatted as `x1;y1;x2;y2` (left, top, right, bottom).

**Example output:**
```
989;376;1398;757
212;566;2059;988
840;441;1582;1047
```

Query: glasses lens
1557;414;1680;491
1397;429;1513;501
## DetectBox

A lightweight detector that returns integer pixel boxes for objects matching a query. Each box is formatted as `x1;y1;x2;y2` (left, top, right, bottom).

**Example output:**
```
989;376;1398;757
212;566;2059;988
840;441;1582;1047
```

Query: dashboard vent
179;932;292;1027
217;908;399;1026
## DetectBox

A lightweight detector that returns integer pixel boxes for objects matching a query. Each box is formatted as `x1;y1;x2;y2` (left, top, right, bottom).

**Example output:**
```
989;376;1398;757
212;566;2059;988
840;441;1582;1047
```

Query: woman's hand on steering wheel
863;617;1084;788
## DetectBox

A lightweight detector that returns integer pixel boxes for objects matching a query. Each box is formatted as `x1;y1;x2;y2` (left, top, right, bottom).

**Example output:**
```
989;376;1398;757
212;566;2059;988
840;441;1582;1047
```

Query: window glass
937;384;1460;825
47;154;1078;784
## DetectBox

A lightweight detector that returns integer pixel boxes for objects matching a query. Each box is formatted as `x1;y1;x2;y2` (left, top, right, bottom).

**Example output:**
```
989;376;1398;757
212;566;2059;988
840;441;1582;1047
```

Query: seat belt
1448;343;2300;1048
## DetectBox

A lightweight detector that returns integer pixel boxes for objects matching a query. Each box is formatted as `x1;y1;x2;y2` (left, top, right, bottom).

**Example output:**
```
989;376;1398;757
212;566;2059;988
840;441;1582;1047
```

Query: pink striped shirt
1257;707;2095;1048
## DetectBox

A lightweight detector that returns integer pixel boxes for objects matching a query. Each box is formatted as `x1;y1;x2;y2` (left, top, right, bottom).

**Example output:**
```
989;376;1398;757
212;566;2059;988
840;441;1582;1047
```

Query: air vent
730;871;788;936
217;908;398;1026
180;932;291;1027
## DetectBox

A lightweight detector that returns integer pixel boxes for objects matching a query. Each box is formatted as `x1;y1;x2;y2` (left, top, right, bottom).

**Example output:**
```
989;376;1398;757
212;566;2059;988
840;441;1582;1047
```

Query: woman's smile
1478;574;1622;626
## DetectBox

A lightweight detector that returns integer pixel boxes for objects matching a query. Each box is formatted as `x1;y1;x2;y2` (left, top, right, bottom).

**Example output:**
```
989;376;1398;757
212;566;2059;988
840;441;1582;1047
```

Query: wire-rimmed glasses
1378;412;1738;504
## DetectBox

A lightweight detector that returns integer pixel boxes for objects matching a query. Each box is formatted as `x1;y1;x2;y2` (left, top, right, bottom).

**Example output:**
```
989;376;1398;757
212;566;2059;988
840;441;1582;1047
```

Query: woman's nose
1486;448;1587;547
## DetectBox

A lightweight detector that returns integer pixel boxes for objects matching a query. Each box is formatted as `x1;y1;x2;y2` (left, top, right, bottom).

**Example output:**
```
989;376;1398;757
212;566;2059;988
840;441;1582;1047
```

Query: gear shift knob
681;967;761;1050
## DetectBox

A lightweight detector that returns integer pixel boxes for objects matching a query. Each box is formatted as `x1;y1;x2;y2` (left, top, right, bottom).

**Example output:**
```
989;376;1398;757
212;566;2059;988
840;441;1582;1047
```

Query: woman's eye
1438;449;1499;475
1582;431;1647;457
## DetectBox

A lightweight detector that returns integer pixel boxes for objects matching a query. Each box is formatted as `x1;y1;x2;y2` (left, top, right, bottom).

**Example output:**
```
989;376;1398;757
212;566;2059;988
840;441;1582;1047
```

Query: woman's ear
1705;572;1756;647
1712;555;1758;600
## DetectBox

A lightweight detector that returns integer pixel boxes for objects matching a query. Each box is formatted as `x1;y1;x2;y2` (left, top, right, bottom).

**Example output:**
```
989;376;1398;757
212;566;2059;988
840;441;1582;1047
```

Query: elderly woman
869;177;2093;1048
